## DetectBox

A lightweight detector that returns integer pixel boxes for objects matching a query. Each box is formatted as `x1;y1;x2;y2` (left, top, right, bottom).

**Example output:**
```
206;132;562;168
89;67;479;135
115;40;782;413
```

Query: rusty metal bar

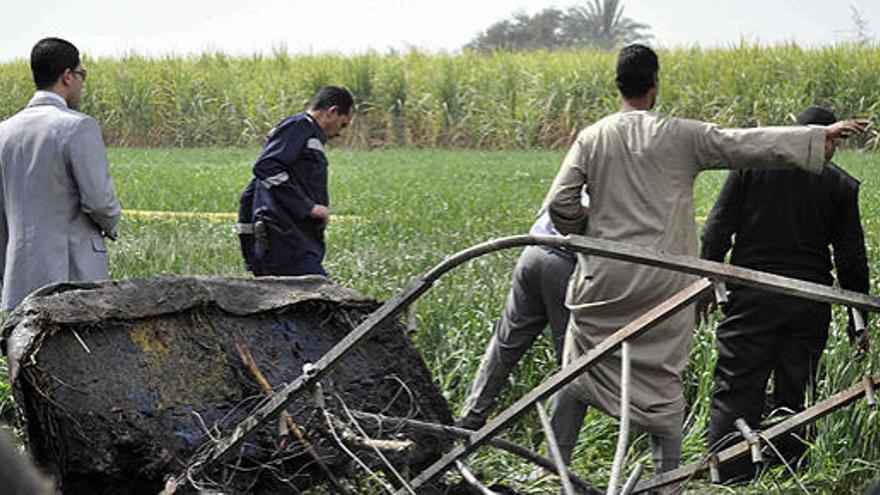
535;401;575;495
399;278;714;493
608;341;632;495
348;410;602;494
633;372;880;493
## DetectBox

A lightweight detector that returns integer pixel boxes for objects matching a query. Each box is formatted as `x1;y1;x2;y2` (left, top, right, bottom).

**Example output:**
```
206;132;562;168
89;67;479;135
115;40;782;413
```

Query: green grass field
3;147;880;493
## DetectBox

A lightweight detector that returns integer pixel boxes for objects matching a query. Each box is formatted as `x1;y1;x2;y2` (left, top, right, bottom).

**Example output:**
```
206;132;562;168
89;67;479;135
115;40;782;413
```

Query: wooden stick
325;412;414;453
234;341;350;495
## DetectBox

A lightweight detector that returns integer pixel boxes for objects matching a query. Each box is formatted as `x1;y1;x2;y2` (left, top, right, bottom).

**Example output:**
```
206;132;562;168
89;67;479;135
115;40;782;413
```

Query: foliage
561;0;653;51
2;44;880;149
466;0;651;53
1;147;873;493
849;4;874;46
465;7;569;53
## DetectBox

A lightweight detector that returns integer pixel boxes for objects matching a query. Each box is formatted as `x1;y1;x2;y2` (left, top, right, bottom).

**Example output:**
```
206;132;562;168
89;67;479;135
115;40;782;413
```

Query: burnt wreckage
3;235;879;494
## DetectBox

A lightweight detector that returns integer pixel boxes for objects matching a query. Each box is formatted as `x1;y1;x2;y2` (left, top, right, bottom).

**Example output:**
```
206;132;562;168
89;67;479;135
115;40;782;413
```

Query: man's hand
309;204;330;225
695;291;716;326
848;309;871;357
826;119;868;141
853;330;871;357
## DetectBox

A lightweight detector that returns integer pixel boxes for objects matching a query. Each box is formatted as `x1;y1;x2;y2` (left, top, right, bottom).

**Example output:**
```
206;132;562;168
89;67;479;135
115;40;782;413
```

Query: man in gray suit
0;38;120;310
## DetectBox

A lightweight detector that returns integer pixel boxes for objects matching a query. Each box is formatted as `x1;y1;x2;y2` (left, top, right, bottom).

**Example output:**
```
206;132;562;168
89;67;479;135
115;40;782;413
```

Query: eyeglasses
71;68;87;81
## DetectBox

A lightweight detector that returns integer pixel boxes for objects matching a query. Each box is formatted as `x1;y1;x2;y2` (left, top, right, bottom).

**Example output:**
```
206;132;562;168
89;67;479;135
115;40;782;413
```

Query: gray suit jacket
0;91;121;309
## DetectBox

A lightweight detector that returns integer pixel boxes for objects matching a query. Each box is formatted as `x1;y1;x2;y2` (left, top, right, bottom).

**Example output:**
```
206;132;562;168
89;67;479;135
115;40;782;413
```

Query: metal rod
405;303;418;333
561;235;880;312
455;460;497;495
347;410;602;494
734;418;763;464
708;455;721;483
853;307;867;332
620;464;644;495
713;281;729;304
608;341;632;495
400;278;714;493
634;372;880;493
863;375;877;408
535;401;575;495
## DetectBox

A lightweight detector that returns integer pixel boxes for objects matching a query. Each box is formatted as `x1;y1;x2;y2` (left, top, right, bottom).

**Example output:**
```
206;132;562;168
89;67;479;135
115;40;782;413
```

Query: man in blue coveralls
238;87;355;276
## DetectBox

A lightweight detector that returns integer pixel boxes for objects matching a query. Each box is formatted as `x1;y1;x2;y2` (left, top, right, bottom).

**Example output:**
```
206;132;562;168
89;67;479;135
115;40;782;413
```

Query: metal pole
399;278;714;493
620;464;644;495
535;401;576;495
608;341;632;495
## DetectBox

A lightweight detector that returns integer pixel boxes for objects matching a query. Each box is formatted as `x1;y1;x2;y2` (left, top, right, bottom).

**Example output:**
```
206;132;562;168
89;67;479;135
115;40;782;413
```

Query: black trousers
708;286;830;481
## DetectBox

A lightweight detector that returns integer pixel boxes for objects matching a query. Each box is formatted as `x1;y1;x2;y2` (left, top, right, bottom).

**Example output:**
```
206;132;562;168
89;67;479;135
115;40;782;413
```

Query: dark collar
302;112;327;143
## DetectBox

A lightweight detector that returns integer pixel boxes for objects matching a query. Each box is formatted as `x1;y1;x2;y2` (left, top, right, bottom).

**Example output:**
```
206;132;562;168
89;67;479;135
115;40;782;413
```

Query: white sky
1;0;878;62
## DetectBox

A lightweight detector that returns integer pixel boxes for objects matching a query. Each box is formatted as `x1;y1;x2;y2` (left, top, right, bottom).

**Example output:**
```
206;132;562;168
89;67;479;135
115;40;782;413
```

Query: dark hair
616;44;658;99
31;38;80;90
308;86;355;115
796;105;837;126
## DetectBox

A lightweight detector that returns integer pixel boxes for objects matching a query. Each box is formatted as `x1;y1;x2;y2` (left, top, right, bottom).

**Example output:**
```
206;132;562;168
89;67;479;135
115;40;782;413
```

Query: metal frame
166;234;880;493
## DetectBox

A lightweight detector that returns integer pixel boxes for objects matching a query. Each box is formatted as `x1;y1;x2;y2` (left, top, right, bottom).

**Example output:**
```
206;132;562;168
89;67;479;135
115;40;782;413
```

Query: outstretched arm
690;119;866;174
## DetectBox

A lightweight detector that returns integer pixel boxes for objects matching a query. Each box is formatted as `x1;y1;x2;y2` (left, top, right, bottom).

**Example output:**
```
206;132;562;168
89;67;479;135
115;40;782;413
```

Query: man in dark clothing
238;87;355;276
700;105;870;481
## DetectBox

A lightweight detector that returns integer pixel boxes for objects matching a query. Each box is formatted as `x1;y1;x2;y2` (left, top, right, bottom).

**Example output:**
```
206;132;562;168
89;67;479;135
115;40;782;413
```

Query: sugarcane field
2;2;880;494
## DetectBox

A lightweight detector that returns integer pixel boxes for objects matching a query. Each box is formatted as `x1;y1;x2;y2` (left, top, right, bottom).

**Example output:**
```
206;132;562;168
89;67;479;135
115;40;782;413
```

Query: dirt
2;275;453;494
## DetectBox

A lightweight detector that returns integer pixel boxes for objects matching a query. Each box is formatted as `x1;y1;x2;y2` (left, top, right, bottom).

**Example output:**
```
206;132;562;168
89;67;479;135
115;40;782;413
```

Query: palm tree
562;0;652;51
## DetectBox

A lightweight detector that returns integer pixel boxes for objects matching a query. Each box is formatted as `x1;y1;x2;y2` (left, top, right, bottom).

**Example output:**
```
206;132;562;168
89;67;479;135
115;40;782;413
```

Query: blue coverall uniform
238;112;329;276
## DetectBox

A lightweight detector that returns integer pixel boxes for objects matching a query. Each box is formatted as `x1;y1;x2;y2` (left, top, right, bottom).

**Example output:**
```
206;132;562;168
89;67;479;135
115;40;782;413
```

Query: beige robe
546;111;825;437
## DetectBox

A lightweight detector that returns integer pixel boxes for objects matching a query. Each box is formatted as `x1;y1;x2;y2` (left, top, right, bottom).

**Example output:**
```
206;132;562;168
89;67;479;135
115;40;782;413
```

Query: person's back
705;164;862;286
0;38;119;310
0;99;107;257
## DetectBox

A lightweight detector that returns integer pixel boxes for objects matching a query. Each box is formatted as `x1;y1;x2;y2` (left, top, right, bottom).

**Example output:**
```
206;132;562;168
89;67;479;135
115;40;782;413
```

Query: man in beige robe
545;44;865;476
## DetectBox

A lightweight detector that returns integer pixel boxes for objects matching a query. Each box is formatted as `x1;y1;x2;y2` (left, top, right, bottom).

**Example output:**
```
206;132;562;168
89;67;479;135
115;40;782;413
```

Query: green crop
1;44;879;150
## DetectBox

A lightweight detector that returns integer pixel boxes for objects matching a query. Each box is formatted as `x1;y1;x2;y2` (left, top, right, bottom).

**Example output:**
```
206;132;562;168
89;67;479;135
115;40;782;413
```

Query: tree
466;8;565;53
561;0;653;50
849;4;873;46
465;1;651;53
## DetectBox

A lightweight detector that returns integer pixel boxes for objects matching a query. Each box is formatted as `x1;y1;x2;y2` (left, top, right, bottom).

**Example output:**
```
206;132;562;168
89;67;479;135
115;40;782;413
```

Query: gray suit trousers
461;245;574;421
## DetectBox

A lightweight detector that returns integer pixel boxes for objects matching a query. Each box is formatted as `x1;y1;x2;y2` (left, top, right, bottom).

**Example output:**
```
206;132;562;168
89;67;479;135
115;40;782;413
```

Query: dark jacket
238;112;329;275
701;162;869;295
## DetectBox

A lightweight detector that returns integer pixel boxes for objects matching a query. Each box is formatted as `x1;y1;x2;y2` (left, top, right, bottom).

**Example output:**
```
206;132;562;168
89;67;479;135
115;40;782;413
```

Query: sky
0;0;878;62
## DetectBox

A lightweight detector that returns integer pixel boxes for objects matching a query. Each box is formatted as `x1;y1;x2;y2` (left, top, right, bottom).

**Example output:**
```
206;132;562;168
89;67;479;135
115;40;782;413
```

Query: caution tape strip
122;209;362;222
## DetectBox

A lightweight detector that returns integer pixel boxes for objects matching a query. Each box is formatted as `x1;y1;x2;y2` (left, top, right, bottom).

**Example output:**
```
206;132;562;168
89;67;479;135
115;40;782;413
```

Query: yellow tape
122;209;362;222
